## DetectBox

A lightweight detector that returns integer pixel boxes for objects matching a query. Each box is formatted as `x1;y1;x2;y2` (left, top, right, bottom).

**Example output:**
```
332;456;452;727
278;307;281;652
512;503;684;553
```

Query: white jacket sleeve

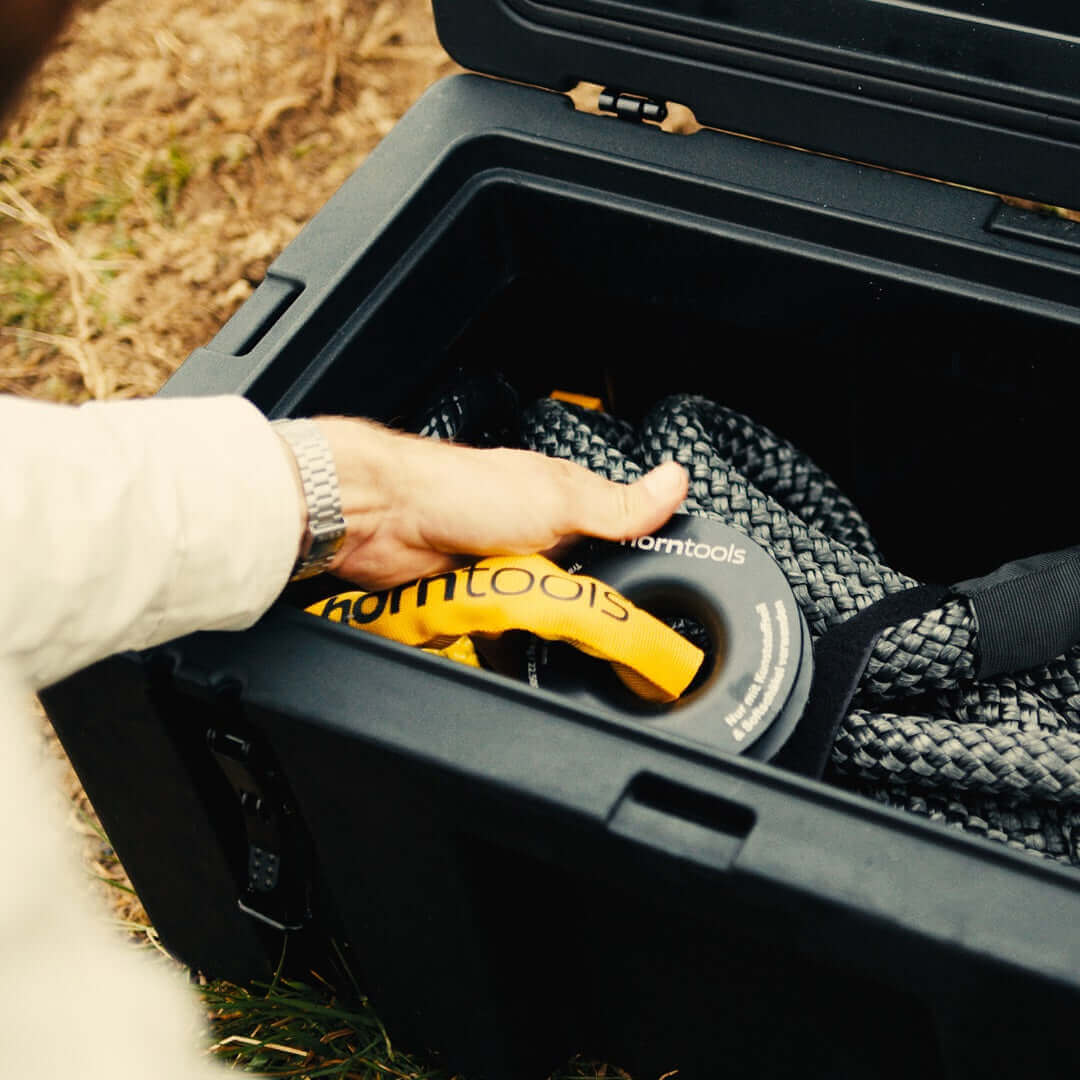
0;663;231;1080
0;393;305;1079
0;394;302;688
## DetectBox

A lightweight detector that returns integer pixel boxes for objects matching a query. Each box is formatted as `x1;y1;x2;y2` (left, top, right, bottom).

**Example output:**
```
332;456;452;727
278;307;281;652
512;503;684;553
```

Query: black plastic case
42;4;1080;1077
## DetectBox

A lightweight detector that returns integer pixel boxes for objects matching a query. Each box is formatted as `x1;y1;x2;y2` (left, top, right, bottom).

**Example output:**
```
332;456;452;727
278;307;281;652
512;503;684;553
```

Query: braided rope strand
662;397;882;561
516;393;1080;865
834;711;1080;800
850;781;1080;863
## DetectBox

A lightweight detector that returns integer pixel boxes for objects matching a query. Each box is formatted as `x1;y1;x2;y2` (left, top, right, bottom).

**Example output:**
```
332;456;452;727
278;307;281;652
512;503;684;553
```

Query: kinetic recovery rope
520;392;1080;867
315;378;1080;868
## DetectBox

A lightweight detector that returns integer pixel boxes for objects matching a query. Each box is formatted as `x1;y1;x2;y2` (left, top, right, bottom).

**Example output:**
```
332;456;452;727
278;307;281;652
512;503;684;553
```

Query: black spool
535;515;813;760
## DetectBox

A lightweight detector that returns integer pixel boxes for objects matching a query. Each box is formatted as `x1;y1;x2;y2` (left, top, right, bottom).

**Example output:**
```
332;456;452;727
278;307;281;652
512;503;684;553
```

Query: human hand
308;416;688;590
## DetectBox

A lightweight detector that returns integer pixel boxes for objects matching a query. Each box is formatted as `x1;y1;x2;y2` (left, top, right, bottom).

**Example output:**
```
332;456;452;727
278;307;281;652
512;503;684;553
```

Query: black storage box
43;3;1080;1077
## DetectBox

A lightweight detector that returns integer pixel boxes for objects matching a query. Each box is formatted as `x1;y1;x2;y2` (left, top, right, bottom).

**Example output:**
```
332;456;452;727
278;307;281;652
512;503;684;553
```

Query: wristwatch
271;418;346;580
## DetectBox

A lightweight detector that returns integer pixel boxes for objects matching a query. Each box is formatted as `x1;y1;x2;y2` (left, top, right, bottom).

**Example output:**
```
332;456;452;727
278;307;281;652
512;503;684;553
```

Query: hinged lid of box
433;0;1080;210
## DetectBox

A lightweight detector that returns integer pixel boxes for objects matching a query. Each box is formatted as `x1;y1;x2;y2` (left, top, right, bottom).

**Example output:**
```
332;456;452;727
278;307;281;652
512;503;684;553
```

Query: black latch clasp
207;723;311;932
597;88;667;124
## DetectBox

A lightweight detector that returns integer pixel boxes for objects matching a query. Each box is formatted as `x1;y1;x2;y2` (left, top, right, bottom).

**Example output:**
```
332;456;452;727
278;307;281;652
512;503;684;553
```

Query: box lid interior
433;0;1080;209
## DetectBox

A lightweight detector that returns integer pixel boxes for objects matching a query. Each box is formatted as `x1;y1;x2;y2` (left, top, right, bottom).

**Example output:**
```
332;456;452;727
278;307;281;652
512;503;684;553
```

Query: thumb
575;460;689;541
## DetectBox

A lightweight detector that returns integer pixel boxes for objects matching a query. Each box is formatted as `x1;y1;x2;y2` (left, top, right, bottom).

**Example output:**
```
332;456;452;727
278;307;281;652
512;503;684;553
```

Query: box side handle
211;273;303;357
608;771;755;870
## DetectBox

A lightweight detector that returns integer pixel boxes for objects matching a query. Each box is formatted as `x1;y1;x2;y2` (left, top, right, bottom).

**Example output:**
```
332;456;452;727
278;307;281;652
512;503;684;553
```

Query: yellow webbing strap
306;555;703;703
550;390;604;411
425;634;482;669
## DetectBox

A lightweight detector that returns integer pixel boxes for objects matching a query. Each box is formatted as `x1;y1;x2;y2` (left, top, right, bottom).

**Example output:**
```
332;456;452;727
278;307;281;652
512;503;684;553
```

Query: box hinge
597;88;667;125
206;715;313;933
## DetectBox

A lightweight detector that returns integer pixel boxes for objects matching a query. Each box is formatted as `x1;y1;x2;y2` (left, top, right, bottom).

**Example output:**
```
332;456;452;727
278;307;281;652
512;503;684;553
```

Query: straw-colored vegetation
1;0;456;402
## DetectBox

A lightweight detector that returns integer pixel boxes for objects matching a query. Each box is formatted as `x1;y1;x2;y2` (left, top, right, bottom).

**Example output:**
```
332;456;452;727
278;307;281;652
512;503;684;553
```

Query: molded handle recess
608;772;756;870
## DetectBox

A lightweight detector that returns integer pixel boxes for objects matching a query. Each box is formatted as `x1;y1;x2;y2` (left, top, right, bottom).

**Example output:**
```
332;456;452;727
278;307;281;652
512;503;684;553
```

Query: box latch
206;719;312;933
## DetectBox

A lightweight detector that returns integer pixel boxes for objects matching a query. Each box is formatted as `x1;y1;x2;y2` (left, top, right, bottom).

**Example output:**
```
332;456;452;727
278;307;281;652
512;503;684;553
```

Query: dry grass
0;0;457;402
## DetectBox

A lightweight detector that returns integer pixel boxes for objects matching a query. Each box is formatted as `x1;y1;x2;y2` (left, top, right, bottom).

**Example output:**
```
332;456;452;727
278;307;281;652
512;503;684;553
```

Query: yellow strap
424;635;482;668
549;389;604;411
307;555;703;703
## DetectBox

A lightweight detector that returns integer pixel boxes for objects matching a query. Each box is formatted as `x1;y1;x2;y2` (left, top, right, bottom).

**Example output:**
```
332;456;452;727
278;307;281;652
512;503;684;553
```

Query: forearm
0;392;687;692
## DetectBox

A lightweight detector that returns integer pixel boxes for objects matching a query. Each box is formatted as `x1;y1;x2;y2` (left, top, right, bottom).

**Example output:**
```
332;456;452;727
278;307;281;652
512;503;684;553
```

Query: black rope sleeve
774;584;949;778
953;546;1080;680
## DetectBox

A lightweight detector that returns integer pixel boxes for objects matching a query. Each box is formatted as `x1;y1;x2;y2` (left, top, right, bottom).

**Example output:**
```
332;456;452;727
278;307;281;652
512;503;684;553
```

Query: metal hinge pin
597;88;668;124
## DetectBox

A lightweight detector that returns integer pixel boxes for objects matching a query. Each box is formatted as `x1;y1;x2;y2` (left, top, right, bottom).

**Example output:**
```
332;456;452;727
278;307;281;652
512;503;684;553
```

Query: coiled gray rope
519;394;1080;867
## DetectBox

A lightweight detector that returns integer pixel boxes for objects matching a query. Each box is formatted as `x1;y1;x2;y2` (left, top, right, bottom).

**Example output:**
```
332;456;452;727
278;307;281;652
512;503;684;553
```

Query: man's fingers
567;460;688;541
321;422;688;587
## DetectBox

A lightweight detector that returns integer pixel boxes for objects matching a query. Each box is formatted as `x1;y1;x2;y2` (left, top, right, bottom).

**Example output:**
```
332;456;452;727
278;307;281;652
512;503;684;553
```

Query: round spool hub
534;514;813;759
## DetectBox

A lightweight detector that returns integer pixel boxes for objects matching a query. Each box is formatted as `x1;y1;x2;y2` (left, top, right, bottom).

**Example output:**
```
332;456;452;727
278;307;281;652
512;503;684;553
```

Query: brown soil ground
1;0;458;403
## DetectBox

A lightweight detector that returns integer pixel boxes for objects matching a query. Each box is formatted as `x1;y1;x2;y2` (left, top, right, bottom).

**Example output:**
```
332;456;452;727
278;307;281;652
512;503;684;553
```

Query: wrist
271;418;346;580
311;416;394;575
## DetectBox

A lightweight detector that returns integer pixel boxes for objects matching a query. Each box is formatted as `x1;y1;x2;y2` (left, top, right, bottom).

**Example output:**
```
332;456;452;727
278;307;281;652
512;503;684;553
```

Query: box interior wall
275;161;1080;584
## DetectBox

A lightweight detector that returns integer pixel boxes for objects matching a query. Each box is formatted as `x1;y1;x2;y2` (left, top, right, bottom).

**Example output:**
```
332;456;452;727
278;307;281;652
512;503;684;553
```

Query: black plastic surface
49;609;1080;1076
46;73;1080;1079
168;76;1080;582
433;0;1080;208
40;657;275;981
210;273;301;356
989;202;1080;254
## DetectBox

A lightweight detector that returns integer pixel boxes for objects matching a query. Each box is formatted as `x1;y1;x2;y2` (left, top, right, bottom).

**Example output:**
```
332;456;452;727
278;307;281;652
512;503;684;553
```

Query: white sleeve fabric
0;394;302;689
0;393;304;1078
0;663;227;1080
